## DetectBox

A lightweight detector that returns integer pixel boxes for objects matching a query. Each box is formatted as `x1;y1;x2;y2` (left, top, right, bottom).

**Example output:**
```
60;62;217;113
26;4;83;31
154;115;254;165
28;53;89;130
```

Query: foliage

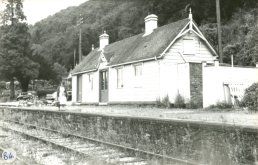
186;99;201;109
52;63;68;85
162;95;171;108
155;97;162;107
28;0;257;73
200;8;257;66
207;101;233;110
37;89;56;99
0;23;39;92
174;94;185;108
0;0;39;94
31;53;54;81
241;83;258;111
1;0;26;25
156;95;171;108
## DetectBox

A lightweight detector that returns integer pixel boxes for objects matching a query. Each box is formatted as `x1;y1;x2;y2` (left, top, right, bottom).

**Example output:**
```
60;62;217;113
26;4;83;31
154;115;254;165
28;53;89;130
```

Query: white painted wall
159;62;190;103
164;32;215;63
81;71;99;103
161;32;215;103
177;63;190;101
108;60;191;104
109;61;160;102
203;66;258;107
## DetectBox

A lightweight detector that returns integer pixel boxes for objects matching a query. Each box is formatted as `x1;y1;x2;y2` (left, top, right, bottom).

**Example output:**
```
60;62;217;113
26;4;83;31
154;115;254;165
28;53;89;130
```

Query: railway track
0;129;41;165
0;120;199;165
0;127;91;165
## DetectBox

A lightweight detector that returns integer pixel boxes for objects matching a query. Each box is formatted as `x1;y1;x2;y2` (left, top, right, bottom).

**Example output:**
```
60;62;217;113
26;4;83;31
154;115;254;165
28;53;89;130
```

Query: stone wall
189;63;203;107
1;108;257;165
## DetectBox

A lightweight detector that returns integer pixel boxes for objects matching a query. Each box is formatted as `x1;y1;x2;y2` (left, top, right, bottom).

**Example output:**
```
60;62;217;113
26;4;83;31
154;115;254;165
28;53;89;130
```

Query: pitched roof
71;49;101;74
105;18;189;66
72;18;189;74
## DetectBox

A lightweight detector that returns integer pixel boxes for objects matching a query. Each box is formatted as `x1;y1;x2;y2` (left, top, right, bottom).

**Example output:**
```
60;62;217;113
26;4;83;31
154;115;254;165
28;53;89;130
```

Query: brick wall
189;63;203;107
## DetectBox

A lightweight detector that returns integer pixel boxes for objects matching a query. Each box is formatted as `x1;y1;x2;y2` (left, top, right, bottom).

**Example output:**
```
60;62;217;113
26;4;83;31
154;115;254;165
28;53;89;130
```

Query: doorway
77;74;82;102
99;70;108;103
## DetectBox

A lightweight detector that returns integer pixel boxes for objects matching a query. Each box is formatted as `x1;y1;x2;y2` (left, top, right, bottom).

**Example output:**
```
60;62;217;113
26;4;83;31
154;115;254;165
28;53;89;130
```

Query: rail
2;120;200;165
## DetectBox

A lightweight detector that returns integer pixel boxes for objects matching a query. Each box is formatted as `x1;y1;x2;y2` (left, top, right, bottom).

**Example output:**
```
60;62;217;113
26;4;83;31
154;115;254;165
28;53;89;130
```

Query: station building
71;12;258;107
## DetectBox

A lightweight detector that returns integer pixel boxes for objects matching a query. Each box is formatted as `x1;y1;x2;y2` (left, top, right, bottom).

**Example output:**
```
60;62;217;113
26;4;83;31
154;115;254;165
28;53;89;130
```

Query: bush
207;101;233;110
0;96;10;102
37;89;56;98
241;83;258;111
155;97;162;107
186;99;201;109
174;94;185;108
156;95;171;108
161;95;171;108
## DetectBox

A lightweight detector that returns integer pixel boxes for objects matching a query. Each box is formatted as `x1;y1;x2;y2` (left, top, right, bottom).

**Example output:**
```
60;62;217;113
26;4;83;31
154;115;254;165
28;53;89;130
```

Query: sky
1;0;88;25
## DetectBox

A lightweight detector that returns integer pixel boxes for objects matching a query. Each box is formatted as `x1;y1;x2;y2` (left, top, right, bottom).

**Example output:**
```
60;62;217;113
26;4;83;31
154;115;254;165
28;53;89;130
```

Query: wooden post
231;55;234;67
216;0;223;63
73;49;76;67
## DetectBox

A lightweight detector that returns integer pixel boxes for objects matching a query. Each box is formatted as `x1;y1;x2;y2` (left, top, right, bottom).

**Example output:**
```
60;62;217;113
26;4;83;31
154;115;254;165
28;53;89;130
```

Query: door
77;74;82;102
100;70;108;102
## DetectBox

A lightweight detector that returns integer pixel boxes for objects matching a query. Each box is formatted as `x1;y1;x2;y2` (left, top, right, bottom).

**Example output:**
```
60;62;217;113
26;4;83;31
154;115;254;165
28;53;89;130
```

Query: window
89;74;93;90
117;68;123;88
183;38;195;54
134;64;143;88
134;64;142;77
100;71;108;90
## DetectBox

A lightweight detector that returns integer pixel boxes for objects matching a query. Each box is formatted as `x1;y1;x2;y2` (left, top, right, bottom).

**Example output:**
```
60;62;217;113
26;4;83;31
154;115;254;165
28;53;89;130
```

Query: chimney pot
144;14;158;36
214;60;219;67
99;31;109;50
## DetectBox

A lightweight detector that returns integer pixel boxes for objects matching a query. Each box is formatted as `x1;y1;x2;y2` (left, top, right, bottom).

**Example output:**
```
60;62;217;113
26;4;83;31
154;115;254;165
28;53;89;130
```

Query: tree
0;0;39;97
52;63;68;85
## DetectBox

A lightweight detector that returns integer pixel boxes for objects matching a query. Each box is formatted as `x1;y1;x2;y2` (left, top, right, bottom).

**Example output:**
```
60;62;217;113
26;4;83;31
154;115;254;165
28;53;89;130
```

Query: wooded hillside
30;0;257;75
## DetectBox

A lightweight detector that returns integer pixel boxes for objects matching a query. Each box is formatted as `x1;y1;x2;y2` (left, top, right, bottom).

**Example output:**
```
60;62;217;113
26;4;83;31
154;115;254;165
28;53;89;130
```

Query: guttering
71;68;98;76
109;56;161;68
72;59;101;76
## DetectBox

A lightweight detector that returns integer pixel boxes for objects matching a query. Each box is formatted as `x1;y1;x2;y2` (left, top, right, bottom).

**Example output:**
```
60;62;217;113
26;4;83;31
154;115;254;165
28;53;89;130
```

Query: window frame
134;63;143;77
133;63;143;88
116;67;124;89
183;38;195;55
100;70;108;90
88;74;93;90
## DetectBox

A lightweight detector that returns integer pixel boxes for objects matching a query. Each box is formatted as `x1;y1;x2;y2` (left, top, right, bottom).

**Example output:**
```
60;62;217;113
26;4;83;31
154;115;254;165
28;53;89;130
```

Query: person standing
57;82;67;110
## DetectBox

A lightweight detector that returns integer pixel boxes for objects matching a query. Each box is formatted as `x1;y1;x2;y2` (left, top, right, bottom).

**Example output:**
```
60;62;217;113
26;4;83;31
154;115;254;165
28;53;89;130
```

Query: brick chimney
144;14;158;36
99;31;109;50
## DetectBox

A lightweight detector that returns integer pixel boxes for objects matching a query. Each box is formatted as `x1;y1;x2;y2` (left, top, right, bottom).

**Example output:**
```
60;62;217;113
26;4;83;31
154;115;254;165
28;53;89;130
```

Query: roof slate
72;18;189;74
71;49;101;74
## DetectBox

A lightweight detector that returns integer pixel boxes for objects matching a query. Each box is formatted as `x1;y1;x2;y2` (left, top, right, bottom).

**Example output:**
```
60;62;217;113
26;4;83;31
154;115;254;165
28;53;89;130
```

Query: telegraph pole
77;14;83;63
73;49;76;67
216;0;223;63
